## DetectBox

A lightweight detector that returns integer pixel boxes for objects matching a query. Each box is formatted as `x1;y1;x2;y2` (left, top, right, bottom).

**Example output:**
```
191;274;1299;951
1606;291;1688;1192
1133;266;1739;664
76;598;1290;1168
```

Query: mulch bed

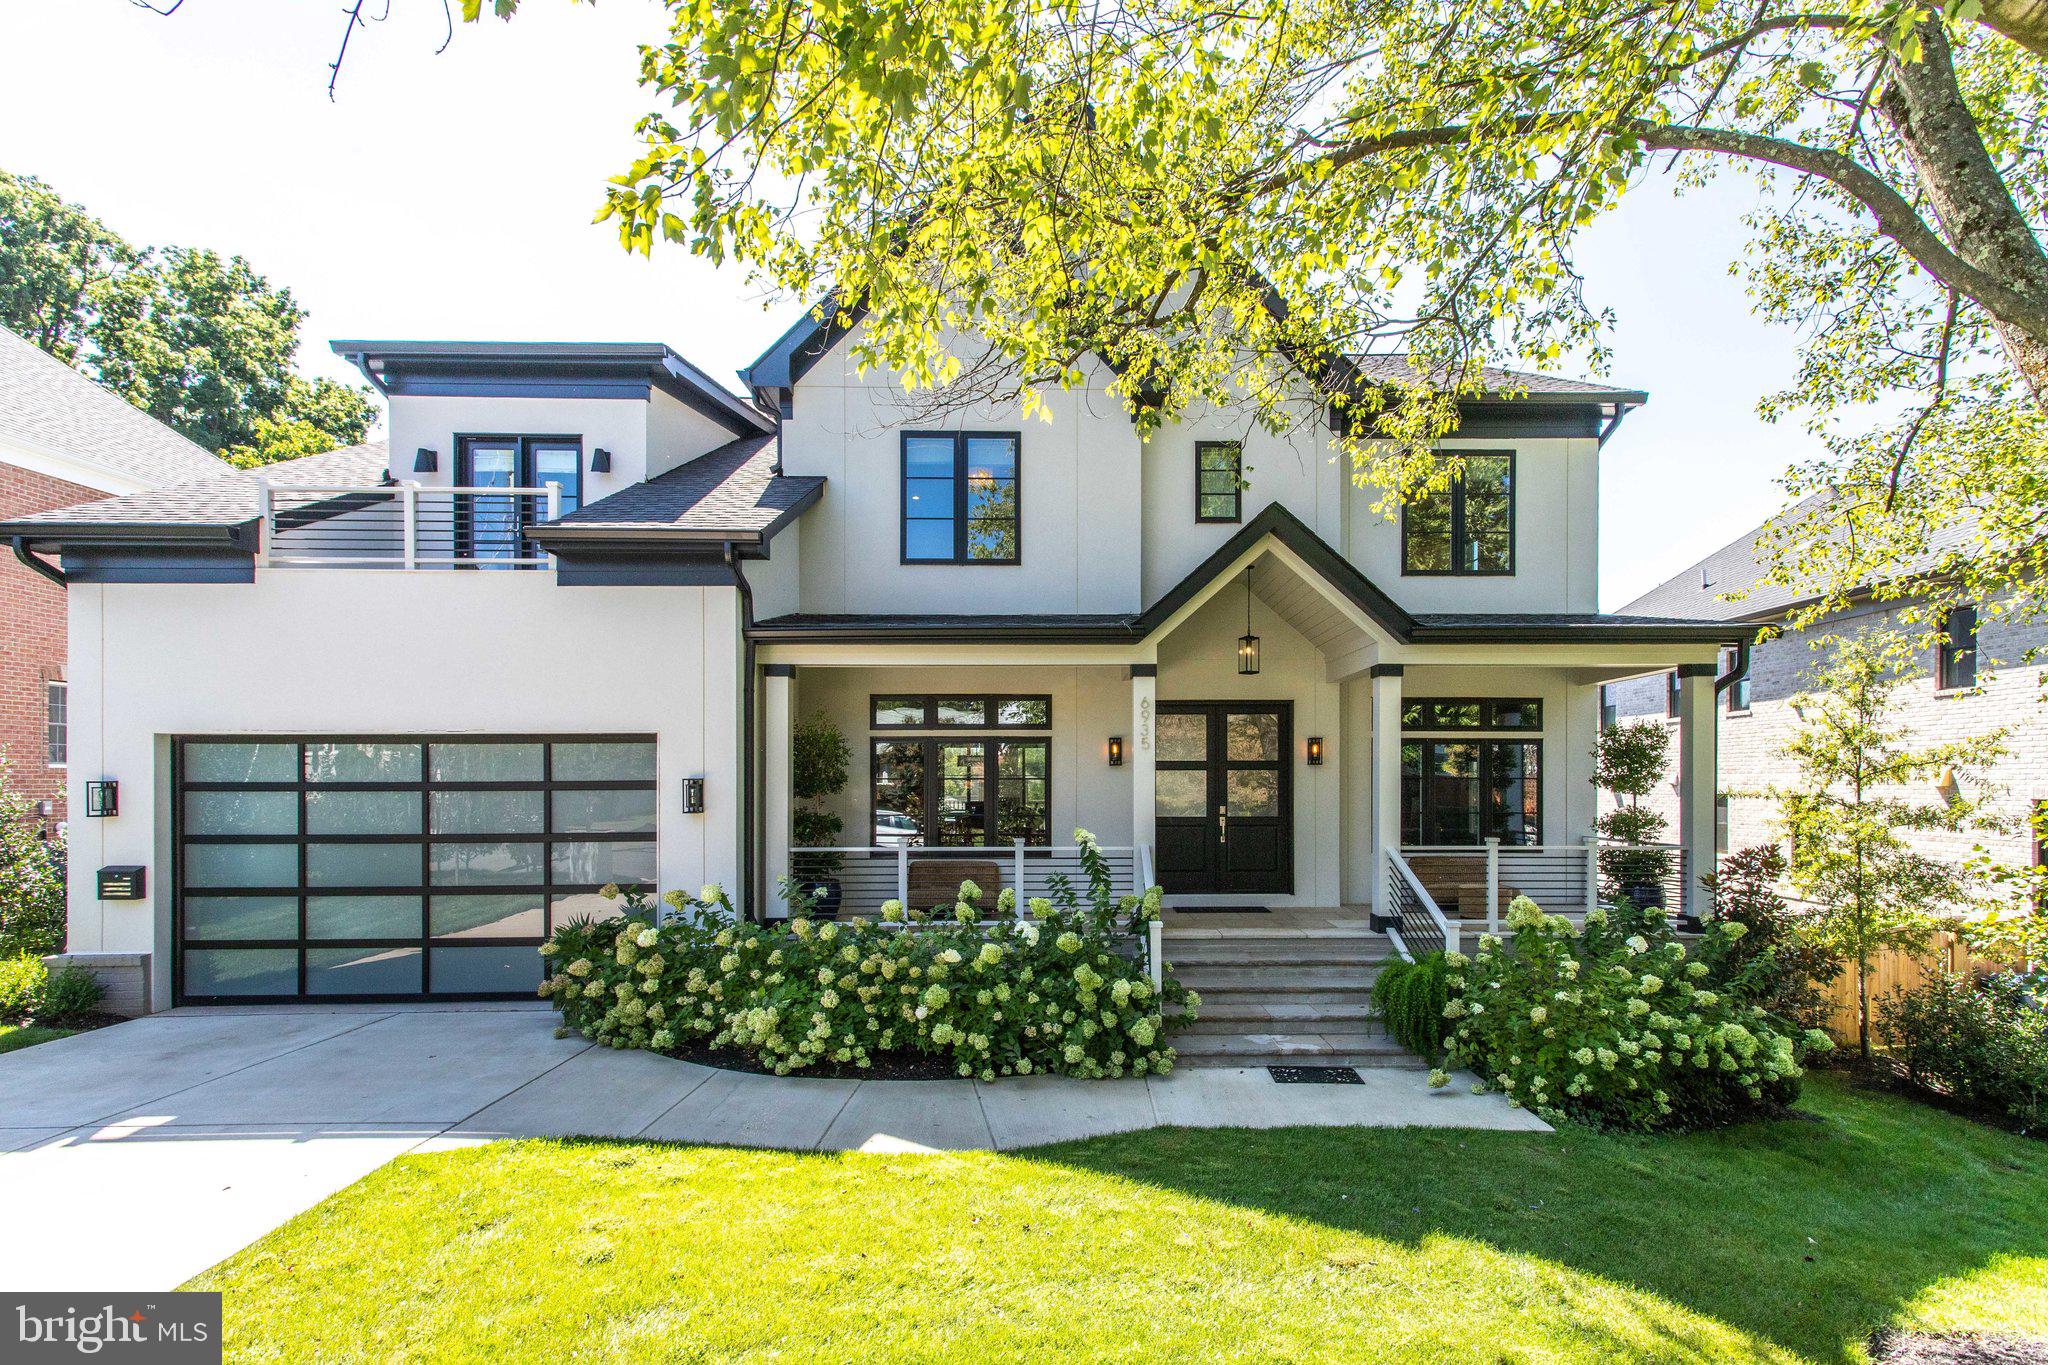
1869;1330;2048;1363
659;1039;962;1081
1827;1059;2043;1143
8;1011;125;1034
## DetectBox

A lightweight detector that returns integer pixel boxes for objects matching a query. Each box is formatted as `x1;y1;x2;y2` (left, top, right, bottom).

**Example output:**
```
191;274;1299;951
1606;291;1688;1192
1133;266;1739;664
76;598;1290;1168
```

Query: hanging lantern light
1236;565;1261;675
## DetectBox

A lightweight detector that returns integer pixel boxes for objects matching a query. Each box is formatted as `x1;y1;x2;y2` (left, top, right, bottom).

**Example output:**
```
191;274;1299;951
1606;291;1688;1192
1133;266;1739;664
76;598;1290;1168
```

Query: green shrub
1373;953;1452;1061
1879;972;2048;1129
1444;896;1831;1130
539;865;1193;1080
0;754;66;958
40;963;103;1021
0;954;47;1020
1702;846;1840;1031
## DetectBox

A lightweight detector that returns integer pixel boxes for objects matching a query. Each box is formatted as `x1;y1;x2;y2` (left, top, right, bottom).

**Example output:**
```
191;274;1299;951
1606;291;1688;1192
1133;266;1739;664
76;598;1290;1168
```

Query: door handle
1216;804;1227;844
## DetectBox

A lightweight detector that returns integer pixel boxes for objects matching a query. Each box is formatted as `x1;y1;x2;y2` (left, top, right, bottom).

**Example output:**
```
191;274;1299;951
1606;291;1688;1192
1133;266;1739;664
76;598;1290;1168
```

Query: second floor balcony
258;482;564;570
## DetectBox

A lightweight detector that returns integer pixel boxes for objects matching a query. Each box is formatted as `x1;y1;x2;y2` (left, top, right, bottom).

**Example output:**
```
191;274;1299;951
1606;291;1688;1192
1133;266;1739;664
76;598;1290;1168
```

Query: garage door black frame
172;733;658;1006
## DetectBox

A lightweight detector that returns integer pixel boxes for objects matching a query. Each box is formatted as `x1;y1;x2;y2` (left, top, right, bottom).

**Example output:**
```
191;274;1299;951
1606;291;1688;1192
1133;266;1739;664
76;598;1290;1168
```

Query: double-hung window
901;432;1020;564
45;681;66;767
1938;604;1978;691
1196;441;1243;522
1401;452;1515;575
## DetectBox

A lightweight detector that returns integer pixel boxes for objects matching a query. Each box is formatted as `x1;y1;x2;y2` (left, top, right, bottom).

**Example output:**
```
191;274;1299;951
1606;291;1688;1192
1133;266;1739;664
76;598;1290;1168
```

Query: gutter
1715;636;1751;695
11;537;66;587
725;543;761;923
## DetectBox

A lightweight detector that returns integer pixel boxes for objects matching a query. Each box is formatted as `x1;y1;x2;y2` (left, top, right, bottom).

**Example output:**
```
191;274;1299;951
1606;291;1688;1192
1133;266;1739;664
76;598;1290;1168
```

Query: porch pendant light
1236;566;1261;675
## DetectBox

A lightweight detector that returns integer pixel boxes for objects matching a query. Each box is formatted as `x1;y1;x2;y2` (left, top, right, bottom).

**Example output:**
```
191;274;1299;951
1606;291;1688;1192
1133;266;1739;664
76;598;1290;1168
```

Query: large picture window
1401;452;1515;575
1401;739;1542;846
174;736;655;1002
871;738;1050;846
901;432;1021;564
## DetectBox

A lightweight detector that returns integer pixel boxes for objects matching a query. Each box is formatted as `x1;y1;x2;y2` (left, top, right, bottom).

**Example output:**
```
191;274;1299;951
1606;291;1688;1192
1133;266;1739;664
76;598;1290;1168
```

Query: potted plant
791;712;852;917
1592;719;1675;911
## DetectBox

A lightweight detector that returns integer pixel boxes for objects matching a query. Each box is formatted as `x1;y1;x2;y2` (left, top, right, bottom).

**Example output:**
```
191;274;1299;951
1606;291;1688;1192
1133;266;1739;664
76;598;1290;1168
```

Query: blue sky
3;0;1817;607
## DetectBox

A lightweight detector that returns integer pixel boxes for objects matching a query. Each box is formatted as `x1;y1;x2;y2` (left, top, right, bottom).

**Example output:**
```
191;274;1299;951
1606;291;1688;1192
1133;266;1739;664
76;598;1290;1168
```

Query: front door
1154;702;1293;894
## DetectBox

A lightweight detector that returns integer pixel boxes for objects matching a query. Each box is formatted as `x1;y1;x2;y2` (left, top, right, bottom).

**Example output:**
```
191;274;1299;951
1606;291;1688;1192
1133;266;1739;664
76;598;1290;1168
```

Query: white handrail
261;483;562;570
1388;847;1459;956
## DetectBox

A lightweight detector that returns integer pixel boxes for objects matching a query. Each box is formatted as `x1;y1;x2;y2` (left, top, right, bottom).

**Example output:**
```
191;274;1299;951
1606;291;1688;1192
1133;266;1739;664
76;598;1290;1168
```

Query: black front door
1154;702;1293;894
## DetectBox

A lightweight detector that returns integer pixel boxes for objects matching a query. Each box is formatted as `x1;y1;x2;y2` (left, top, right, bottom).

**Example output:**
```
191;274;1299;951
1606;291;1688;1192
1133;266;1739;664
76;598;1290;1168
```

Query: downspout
725;542;760;923
1714;637;1750;695
12;537;66;587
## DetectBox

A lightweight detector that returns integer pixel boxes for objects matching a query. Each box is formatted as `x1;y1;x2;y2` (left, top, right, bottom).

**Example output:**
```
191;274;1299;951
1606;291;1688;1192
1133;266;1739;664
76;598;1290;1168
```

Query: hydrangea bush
538;865;1192;1080
1442;895;1831;1131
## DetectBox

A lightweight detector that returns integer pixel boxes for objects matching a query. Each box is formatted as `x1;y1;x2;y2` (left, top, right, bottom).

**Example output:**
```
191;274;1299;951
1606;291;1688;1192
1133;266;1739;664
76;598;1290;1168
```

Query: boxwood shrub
539;877;1193;1080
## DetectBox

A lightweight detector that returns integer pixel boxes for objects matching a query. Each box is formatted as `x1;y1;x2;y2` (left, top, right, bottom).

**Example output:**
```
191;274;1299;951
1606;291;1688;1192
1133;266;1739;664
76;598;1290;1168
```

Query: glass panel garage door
174;736;656;1003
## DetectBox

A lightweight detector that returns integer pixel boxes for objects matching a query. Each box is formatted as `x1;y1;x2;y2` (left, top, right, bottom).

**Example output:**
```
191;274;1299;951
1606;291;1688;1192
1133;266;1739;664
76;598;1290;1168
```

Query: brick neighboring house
1604;502;2048;889
0;325;231;833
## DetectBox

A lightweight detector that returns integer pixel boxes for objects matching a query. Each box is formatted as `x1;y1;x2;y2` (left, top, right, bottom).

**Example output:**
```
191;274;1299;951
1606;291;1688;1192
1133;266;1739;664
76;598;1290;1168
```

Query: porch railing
1401;838;1690;934
790;841;1139;920
257;482;562;569
1385;848;1458;962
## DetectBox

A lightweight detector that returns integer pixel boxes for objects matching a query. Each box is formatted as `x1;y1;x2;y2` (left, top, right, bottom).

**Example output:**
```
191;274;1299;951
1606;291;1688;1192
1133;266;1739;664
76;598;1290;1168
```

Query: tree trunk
1881;19;2048;403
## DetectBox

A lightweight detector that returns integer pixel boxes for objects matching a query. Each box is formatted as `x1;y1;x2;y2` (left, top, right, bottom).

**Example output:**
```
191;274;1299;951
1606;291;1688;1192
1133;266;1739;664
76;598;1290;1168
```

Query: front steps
1161;923;1421;1069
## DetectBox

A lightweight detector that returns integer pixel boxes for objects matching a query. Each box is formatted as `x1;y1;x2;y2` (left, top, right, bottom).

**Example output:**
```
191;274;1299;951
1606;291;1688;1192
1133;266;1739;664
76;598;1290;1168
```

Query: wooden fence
1816;930;2008;1046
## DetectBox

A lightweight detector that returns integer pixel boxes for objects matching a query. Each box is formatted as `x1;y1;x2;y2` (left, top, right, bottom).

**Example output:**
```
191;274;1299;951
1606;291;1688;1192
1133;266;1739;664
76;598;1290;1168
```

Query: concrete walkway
0;1002;1544;1290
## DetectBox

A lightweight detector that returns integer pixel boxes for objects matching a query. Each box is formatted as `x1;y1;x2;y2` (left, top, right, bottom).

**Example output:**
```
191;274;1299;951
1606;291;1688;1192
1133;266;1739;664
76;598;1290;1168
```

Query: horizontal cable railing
1401;839;1692;931
259;483;561;569
790;842;1138;920
1386;848;1456;960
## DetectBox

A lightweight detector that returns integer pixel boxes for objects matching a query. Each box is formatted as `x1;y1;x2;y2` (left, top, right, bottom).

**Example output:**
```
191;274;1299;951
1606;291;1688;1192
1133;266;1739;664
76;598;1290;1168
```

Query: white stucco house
0;307;1750;1049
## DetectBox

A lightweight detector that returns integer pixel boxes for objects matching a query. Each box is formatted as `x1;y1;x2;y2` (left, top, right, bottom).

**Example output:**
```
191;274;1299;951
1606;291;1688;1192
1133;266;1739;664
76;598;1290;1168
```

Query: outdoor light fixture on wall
1236;565;1261;675
1107;736;1124;767
590;447;612;473
681;777;705;814
85;781;117;818
413;447;438;474
1306;737;1324;766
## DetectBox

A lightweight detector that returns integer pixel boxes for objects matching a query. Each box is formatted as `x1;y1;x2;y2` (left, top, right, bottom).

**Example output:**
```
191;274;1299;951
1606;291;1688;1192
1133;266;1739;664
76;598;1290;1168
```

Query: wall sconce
35;799;52;818
1107;736;1124;767
1934;764;1960;805
590;447;612;473
413;447;438;474
86;780;118;818
1306;736;1324;766
681;777;704;814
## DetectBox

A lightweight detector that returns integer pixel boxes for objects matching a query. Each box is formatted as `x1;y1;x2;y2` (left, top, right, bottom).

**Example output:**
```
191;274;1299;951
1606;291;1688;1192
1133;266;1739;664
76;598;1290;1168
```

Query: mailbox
96;866;146;900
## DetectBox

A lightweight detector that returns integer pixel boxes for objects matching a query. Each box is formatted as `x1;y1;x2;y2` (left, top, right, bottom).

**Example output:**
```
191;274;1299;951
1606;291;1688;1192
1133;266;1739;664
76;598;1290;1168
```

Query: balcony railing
790;841;1140;919
256;483;561;569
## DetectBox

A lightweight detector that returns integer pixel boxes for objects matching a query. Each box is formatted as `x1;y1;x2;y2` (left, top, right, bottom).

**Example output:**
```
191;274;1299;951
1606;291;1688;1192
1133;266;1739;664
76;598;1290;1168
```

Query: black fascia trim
60;543;256;584
548;539;740;587
1129;664;1158;677
1369;663;1405;677
747;617;1142;644
763;663;797;678
1407;622;1758;645
1449;404;1603;439
1676;661;1721;677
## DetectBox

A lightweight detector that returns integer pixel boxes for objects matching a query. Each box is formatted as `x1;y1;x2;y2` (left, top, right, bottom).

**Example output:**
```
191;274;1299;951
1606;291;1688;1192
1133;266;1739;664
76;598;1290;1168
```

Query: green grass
190;1075;2048;1363
0;1023;73;1055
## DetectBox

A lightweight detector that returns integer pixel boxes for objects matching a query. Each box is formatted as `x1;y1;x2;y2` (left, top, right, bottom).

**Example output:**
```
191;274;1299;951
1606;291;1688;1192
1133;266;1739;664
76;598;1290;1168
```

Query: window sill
1725;709;1752;720
1933;686;1982;699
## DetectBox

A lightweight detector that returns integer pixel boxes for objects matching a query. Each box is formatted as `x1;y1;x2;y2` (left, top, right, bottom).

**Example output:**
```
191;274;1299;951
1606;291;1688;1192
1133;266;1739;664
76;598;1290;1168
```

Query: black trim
868;735;1052;848
455;434;582;565
728;545;761;921
1153;701;1294;895
60;544;256;584
869;694;1052;730
899;431;1022;565
1195;441;1243;523
1369;663;1405;678
1676;662;1719;678
1401;451;1516;577
1130;664;1158;678
764;663;797;678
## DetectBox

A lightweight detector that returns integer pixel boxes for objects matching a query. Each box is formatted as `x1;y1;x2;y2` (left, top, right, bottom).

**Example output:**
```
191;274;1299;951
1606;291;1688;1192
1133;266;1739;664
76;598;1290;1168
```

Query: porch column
1369;664;1404;918
763;664;795;919
1130;665;1157;885
1674;662;1718;927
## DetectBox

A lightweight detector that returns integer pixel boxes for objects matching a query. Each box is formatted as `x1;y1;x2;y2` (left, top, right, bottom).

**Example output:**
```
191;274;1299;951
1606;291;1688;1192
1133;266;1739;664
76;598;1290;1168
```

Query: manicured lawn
191;1075;2048;1363
0;1023;73;1055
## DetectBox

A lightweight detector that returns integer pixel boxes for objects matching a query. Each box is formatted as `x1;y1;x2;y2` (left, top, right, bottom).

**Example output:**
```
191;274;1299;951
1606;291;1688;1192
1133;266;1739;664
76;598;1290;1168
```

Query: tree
0;169;376;465
1770;636;2007;1060
791;712;851;865
0;755;66;959
1592;719;1675;907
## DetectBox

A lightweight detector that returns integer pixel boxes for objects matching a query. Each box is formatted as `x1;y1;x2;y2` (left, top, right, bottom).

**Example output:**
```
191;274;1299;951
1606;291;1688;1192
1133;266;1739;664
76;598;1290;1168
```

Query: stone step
1173;963;1382;992
1179;1002;1380;1033
1184;988;1381;1013
1169;1030;1421;1069
1162;938;1396;967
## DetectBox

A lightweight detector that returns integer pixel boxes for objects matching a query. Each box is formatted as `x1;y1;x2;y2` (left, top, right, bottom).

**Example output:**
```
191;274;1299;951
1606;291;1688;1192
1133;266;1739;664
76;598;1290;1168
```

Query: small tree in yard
1592;720;1674;907
1772;638;2007;1061
0;754;66;958
791;713;851;868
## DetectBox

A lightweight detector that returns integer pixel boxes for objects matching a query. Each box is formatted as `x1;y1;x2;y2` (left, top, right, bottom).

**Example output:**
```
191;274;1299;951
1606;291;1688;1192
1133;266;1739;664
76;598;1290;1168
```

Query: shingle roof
1344;354;1646;402
0;442;389;534
0;325;232;486
533;434;823;541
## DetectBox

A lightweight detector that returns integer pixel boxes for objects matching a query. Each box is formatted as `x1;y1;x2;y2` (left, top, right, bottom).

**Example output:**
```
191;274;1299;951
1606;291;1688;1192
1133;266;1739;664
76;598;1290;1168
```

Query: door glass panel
872;741;926;845
182;895;298;941
934;743;987;845
430;742;543;782
1226;770;1279;818
993;742;1049;843
184;742;297;783
306;895;422;940
1225;712;1280;762
305;790;422;836
432;789;544;836
551;840;656;886
552;788;657;835
549;891;623;926
432;946;543;994
551;742;656;781
1156;770;1208;819
307;843;424;888
429;841;545;887
184;790;298;837
307;947;422;996
1486;742;1542;845
465;442;521;563
184;948;296;997
185;843;297;889
431;894;545;939
305;742;422;783
1156;712;1207;763
532;444;581;516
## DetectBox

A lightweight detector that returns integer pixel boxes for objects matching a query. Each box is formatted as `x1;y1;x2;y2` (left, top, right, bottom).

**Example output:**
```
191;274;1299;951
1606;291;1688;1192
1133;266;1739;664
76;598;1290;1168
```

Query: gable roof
0;324;231;489
527;433;823;546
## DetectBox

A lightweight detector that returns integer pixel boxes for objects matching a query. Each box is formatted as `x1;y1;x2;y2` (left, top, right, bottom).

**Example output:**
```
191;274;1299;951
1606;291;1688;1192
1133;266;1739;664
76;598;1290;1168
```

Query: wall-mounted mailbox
96;866;146;900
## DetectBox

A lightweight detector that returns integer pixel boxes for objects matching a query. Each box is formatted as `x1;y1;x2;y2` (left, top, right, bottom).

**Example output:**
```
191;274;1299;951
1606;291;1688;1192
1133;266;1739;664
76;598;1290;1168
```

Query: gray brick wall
1605;600;2048;877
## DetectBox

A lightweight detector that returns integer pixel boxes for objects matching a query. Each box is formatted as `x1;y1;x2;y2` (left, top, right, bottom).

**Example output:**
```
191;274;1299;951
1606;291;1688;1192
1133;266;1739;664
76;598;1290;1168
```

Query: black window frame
868;735;1052;847
171;734;656;1005
1195;440;1244;523
454;433;585;566
1938;604;1979;691
1400;738;1544;846
868;694;1052;730
899;430;1022;566
1400;697;1543;732
1399;450;1516;577
44;679;66;768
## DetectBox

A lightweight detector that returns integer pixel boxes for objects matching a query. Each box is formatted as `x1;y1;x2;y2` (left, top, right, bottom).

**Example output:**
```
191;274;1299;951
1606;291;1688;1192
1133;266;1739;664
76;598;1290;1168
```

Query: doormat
1267;1066;1364;1084
1172;905;1270;914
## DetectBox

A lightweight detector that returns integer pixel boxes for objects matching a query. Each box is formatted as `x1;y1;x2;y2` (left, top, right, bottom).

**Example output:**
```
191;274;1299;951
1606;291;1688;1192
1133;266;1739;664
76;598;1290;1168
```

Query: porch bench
907;858;1003;914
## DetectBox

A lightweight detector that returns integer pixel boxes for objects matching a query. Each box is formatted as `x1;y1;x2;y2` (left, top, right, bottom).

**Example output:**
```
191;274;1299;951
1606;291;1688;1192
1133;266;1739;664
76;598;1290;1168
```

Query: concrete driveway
0;1002;1542;1290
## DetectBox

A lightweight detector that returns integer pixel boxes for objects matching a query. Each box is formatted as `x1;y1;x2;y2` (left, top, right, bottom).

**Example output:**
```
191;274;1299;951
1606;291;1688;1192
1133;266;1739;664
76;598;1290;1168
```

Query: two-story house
0;308;1748;1038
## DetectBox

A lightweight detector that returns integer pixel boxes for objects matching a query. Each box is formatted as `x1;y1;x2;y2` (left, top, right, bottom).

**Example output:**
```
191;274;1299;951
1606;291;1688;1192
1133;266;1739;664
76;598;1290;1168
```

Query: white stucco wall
645;389;744;479
64;571;745;1008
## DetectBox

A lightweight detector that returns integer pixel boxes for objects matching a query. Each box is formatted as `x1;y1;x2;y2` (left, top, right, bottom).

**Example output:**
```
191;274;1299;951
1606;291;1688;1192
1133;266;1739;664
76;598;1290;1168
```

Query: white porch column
1674;662;1718;927
1130;665;1157;883
763;664;795;919
1369;664;1404;918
